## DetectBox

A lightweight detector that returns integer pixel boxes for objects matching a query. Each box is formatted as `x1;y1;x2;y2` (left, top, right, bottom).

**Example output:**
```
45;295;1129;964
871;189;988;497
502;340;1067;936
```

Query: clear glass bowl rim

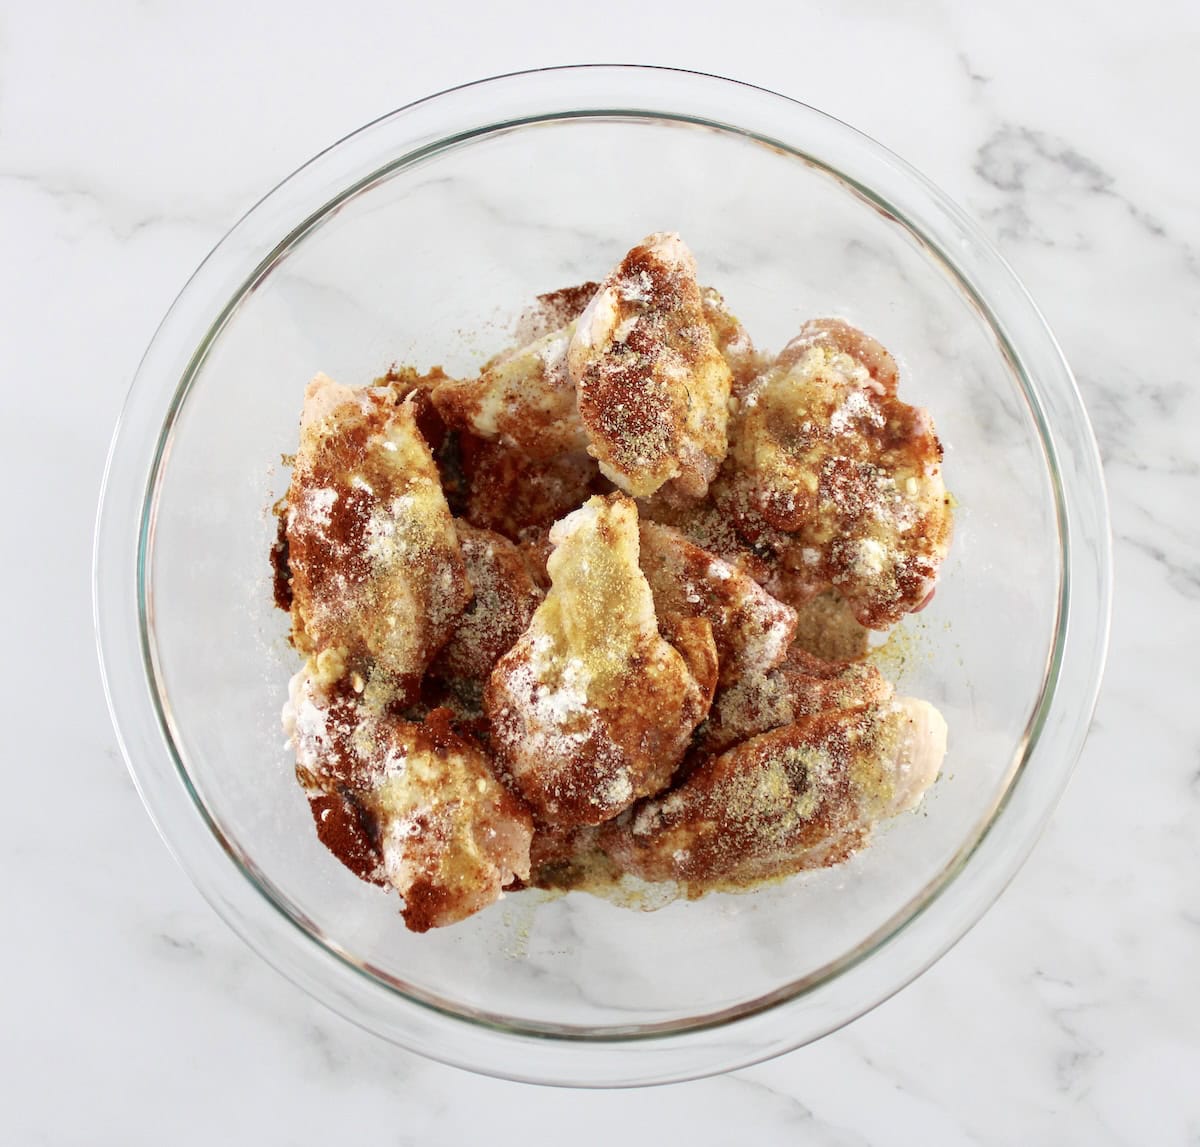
93;64;1112;1087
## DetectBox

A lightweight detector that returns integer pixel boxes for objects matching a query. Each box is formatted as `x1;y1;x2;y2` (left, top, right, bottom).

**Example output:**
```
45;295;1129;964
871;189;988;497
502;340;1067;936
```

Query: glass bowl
94;65;1111;1086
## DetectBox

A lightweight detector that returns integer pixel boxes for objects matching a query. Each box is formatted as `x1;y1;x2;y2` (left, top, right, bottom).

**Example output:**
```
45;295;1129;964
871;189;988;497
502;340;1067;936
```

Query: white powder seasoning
632;802;662;836
526;636;591;728
707;560;733;581
828;387;884;435
500;640;597;766
757;616;793;667
532;669;590;728
364;494;416;563
303;487;337;527
852;538;888;578
284;675;331;770
380;746;408;778
600;769;633;808
536;326;572;370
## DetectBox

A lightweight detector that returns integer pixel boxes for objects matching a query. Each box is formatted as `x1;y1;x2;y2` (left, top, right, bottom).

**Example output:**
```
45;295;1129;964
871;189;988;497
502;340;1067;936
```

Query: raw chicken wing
430;521;544;685
485;493;710;826
284;374;471;704
638;519;796;685
717;318;951;628
284;666;534;932
568;233;734;498
699;645;894;755
602;697;947;890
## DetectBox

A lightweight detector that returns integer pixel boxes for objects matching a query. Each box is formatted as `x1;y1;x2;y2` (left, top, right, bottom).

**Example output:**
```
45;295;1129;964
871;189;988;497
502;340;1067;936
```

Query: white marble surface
4;0;1198;1142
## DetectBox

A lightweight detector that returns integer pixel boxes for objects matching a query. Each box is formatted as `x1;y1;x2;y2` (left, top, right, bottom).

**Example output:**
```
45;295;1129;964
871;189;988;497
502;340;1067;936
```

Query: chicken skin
431;324;589;460
701;285;764;399
698;644;894;756
430;281;599;460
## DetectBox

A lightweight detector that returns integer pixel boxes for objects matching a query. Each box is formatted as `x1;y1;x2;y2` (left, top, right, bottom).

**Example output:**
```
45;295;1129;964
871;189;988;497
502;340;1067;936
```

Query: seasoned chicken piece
459;434;606;541
786;588;872;662
568;233;734;498
698;645;893;755
430;521;543;685
284;374;471;704
432;324;588;460
636;505;871;664
701;286;764;398
426;282;595;463
485;493;710;826
512;281;601;344
774;317;899;394
432;272;745;492
639;519;797;685
372;364;453;452
639;494;774;580
518;823;614;891
602;697;947;890
428;282;599;460
284;666;534;932
658;612;720;713
716;318;952;629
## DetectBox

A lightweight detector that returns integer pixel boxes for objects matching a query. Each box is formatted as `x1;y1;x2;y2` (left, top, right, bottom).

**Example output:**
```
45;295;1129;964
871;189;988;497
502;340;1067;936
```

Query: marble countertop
5;1;1198;1142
